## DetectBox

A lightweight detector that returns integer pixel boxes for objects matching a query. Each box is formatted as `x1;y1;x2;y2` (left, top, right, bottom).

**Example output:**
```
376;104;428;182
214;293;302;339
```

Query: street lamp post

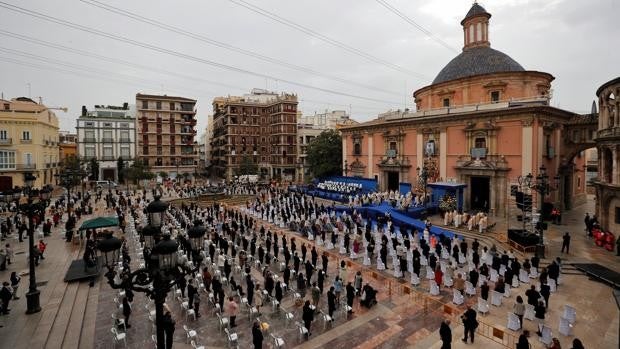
97;196;205;349
15;178;52;314
343;159;349;177
417;163;429;206
517;165;560;258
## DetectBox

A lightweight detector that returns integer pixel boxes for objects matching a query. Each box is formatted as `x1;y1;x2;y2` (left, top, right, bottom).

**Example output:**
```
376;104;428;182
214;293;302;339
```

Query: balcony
20;139;32;144
83;137;96;143
120;138;131;143
16;163;36;170
102;138;114;143
598;127;620;139
0;138;12;145
102;156;116;161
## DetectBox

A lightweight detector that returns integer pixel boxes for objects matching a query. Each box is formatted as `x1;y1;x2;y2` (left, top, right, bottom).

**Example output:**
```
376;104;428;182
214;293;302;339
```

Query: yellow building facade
0;97;60;190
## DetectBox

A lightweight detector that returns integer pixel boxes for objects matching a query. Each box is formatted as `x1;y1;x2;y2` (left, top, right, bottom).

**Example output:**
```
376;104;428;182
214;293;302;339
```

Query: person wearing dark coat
283;266;291;286
162;311;176;349
540;282;551;309
439;319;452;349
516;330;531;349
252;321;264;349
525;285;540;306
461;305;477;343
469;269;479;288
345;282;355;313
0;281;12;314
327;286;336;318
187;281;197;309
275;281;283;305
122;296;132;328
302;300;314;337
480;281;490;301
247;277;255;306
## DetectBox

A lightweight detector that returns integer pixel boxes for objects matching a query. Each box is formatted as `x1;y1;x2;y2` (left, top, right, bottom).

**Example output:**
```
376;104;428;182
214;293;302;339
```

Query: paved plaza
0;192;618;349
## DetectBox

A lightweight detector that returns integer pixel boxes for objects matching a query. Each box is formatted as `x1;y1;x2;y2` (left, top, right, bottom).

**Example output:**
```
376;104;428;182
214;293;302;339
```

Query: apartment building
58;131;77;164
0;97;60;189
211;89;298;181
76;103;136;181
135;94;198;177
297;110;356;182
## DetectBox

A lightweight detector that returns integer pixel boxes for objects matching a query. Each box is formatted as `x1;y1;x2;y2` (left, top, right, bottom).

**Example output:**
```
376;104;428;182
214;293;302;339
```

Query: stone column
440;131;447;180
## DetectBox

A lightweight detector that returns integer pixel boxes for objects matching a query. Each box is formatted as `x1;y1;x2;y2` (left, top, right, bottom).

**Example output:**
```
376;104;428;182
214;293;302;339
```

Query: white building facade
76;104;136;181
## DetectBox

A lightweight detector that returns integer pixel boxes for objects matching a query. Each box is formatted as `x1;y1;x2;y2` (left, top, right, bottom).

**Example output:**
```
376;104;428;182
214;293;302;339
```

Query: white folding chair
216;313;229;333
477;275;487;288
190;340;205;349
111;327;127;347
539;325;553;346
559;316;574;336
425;266;434;280
477;297;489;315
519;269;530;283
224;328;239;348
503;286;511;298
429;280;440;296
410;273;420;286
465;281;476;297
296;321;309;341
452;289;464;305
321;311;333;330
507;312;521;331
549;279;557;293
111;313;126;332
285;312;294;327
184;325;198;343
271;333;285;348
562;304;576;324
524;304;535;321
272;298;280;312
529;267;539;279
490;269;499;283
443;275;454;288
490;290;502;306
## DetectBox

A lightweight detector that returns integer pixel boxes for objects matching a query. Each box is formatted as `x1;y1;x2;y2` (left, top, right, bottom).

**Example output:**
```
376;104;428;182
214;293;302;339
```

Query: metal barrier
465;317;518;348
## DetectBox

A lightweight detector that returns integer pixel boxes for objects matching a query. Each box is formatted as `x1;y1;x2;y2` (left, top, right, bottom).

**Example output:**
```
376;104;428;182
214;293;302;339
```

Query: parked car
95;180;118;190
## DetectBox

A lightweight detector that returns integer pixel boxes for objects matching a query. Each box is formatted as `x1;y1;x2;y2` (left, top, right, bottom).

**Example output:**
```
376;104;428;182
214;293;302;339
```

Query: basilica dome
432;46;525;84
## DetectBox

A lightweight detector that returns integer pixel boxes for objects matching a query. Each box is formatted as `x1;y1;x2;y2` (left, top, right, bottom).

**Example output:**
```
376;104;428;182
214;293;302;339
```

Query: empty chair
272;298;280;312
420;256;428;266
184;304;196;321
562;305;576;324
216;313;229;333
524;304;535;321
507;312;521;331
511;277;519;288
321;311;333;330
284;312;295;327
464;281;476;297
296;321;309;341
443;275;454;288
111;327;127;347
539;325;553;346
477;275;487;288
248;306;259;321
559;316;574;336
499;264;506;276
410;273;420;286
111;313;126;332
429;280;440;296
549;279;557;293
224;328;239;348
489;269;499;283
490;290;503;306
426;266;435;280
503;286;511;298
190;340;205;349
271;333;285;348
519;269;530;283
529;267;539;279
184;325;198;343
452;289;464;305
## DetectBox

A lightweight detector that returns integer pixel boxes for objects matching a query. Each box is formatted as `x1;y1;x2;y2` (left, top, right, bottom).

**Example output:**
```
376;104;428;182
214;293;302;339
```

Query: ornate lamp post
518;165;560;258
98;196;204;349
417;164;429;205
19;179;51;314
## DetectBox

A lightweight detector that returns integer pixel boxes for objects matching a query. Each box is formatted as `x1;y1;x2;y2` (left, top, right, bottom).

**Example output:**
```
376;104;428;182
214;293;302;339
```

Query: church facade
340;3;590;217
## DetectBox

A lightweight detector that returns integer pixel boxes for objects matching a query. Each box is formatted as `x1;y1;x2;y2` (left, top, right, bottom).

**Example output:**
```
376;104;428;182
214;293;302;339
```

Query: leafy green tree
88;157;99;180
306;129;342;179
236;156;258;176
159;171;168;179
127;160;154;184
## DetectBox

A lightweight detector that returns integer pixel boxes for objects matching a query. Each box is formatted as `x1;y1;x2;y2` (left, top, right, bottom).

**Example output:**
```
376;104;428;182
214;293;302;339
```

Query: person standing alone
439;319;452;349
561;232;571;254
461;305;478;344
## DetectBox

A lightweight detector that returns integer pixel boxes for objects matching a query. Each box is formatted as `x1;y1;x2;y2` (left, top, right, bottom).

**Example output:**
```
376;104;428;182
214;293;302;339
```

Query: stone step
44;281;80;348
61;281;92;349
78;280;101;349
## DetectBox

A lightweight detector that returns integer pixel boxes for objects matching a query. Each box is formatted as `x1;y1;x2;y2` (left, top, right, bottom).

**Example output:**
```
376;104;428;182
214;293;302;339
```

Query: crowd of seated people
348;190;426;210
316;180;362;194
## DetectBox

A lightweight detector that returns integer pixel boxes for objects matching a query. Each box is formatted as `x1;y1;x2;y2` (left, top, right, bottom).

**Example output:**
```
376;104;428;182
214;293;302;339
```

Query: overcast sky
0;0;618;133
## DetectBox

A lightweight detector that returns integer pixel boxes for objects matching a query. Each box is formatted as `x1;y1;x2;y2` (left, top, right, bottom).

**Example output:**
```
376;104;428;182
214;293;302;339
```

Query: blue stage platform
331;202;459;240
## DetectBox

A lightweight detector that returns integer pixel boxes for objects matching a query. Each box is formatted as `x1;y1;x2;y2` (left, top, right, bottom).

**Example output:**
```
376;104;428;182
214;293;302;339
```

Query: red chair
604;232;615;252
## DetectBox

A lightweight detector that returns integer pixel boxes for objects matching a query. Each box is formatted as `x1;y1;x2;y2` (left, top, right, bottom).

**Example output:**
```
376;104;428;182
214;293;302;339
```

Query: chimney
81;106;87;116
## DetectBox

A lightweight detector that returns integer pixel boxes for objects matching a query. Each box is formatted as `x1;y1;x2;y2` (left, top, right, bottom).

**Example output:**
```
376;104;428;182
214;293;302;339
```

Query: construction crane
36;96;68;112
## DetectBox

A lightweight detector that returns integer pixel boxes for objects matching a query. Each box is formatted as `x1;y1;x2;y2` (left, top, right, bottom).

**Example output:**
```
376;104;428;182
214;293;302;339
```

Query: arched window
354;142;361;156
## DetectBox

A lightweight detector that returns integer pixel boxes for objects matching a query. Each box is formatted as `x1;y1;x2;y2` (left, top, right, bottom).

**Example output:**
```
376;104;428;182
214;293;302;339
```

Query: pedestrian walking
516;330;531;349
10;272;20;300
561;232;571;254
252;320;264;349
439;319;452;349
461;305;478;344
